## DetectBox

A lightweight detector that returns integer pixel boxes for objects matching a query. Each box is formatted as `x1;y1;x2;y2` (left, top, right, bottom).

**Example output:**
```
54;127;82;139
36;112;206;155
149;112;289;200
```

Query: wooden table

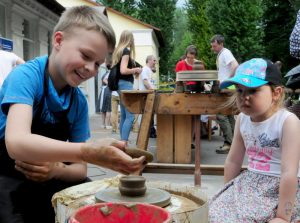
121;90;236;186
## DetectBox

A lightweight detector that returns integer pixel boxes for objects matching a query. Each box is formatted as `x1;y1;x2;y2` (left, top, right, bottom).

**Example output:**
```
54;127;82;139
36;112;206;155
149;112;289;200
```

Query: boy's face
52;27;109;88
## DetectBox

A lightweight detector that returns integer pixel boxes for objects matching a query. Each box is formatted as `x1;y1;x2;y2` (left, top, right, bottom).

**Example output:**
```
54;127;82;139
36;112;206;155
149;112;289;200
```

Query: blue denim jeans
118;79;134;141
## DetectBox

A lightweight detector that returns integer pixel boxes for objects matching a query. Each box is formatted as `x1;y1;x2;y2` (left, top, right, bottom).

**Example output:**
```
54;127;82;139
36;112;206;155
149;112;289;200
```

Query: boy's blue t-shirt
0;55;90;142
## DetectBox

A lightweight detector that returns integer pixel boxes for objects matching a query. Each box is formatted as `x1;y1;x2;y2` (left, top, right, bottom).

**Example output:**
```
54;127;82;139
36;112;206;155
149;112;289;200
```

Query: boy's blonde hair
53;6;116;51
112;30;135;66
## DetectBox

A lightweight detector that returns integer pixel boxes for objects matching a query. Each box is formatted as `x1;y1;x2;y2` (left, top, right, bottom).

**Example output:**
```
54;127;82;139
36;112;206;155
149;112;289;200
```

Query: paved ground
87;114;246;198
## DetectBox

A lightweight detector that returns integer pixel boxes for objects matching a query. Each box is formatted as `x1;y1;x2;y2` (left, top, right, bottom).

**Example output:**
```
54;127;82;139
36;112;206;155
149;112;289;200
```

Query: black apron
0;65;87;223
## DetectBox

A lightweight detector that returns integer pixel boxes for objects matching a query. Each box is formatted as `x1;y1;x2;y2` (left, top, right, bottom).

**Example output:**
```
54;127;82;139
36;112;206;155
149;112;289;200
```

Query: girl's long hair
112;30;135;66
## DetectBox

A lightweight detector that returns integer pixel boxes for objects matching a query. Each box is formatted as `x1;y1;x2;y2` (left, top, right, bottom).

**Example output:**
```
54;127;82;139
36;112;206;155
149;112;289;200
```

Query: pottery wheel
95;187;171;208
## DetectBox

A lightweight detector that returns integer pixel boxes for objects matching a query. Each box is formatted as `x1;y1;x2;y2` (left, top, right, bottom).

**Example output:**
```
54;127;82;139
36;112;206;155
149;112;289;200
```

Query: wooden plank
136;93;155;150
156;114;174;163
120;91;149;114
174;115;192;164
120;91;237;115
194;115;201;186
176;70;218;82
143;163;247;176
155;93;236;115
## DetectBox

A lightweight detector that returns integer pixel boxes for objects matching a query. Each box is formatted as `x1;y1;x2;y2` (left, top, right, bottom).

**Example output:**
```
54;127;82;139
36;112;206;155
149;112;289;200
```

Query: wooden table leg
136;93;155;150
194;115;201;186
157;114;174;163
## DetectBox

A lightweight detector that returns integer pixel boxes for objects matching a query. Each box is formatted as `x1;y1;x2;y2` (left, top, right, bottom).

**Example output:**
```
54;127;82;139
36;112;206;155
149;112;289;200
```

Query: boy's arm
273;115;300;222
224;114;246;183
5;104;145;175
15;160;87;182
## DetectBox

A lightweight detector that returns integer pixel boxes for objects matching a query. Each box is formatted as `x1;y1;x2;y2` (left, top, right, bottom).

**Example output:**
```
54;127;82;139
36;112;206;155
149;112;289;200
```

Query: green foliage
289;0;300;11
186;0;215;69
169;9;193;78
137;0;177;81
97;0;138;17
263;0;299;74
206;0;265;63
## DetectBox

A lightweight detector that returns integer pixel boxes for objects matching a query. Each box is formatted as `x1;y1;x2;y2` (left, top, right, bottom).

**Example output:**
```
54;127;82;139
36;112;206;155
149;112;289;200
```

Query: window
22;19;34;61
0;5;5;37
47;31;51;54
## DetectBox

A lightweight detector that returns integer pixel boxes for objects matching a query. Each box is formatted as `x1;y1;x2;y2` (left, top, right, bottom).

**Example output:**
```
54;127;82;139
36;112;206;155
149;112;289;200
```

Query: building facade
0;0;62;59
1;0;163;114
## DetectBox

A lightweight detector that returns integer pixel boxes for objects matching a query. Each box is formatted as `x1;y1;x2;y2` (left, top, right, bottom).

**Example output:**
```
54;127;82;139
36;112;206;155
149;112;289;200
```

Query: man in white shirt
0;48;25;88
139;55;157;138
139;55;157;91
211;34;238;154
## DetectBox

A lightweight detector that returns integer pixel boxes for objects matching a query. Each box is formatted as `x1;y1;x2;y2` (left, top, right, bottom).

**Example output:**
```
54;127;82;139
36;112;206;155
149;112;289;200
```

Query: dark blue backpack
107;65;119;91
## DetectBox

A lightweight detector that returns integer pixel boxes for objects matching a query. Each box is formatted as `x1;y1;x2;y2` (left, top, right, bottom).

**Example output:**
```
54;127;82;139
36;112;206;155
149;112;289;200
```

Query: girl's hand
268;217;289;223
134;67;142;75
15;160;56;182
80;138;146;175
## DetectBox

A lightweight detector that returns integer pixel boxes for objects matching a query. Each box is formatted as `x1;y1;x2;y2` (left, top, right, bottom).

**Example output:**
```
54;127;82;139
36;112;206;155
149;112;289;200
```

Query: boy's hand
15;160;56;182
80;138;146;175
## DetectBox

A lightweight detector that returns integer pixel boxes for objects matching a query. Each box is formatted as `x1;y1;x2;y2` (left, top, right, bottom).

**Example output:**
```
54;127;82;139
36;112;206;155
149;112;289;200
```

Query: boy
0;6;145;223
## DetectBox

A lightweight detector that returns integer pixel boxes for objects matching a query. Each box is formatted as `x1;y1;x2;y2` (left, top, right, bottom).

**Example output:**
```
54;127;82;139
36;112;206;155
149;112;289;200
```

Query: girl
112;30;142;145
209;58;300;222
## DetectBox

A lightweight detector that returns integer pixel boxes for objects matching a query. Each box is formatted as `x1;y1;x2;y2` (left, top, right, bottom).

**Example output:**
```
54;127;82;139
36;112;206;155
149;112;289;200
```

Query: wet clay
95;187;171;208
124;148;154;163
119;176;147;197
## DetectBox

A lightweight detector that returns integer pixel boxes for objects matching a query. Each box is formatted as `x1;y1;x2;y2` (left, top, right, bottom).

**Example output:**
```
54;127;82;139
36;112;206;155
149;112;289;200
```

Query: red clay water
68;202;172;223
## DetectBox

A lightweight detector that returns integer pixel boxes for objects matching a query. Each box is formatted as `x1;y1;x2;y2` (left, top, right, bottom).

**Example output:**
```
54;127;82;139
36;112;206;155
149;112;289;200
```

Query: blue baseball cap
220;58;282;89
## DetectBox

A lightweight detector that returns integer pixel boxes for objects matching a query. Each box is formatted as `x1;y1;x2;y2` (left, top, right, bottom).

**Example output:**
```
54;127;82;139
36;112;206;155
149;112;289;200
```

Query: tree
137;0;177;80
206;0;265;63
289;0;300;11
186;0;215;69
169;8;193;77
263;0;298;73
97;0;138;17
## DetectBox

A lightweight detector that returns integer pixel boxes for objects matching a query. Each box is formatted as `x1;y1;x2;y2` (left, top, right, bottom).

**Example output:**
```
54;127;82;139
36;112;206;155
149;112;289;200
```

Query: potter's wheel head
95;188;171;208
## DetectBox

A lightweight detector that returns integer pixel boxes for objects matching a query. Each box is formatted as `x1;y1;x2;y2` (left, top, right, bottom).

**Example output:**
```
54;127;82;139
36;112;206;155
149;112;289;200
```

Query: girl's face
236;84;283;122
186;53;195;65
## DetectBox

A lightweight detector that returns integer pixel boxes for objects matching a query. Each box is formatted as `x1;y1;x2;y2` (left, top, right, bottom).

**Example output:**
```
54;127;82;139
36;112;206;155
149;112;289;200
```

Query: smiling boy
0;6;145;223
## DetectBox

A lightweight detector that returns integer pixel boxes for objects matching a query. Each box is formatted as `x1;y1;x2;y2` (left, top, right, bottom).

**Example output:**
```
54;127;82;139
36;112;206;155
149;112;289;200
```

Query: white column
10;12;24;57
39;25;49;55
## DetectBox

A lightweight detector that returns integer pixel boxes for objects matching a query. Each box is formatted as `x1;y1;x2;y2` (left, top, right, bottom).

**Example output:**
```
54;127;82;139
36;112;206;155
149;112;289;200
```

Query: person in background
112;30;142;146
211;34;239;154
176;45;208;146
110;90;120;134
209;58;300;223
175;44;205;92
138;55;157;138
0;47;25;88
290;9;300;59
0;6;145;223
99;62;112;129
